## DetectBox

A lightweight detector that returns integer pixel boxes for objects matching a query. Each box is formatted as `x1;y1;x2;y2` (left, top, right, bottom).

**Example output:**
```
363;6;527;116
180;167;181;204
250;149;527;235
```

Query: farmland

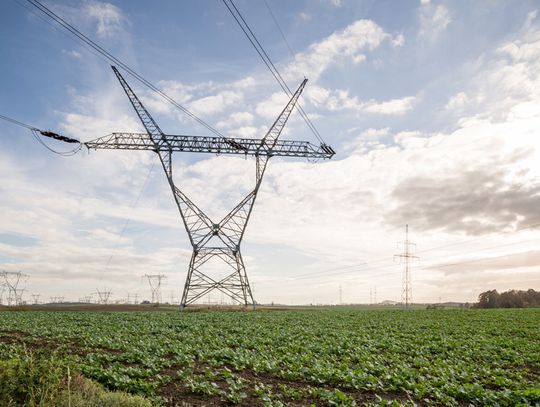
0;308;538;406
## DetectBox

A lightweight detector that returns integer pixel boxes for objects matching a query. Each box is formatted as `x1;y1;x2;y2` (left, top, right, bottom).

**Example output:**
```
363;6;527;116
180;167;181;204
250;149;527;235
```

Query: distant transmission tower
31;294;41;305
0;271;29;306
339;284;343;305
394;225;418;308
144;274;167;304
96;290;112;304
127;292;139;305
82;294;93;304
0;283;5;305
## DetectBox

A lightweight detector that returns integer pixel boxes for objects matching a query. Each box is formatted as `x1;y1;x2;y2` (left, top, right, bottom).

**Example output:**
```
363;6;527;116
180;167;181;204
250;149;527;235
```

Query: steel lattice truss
84;66;334;309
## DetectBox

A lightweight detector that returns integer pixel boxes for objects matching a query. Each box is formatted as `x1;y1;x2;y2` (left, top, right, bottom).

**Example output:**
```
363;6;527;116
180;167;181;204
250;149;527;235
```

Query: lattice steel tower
0;271;29;306
65;67;334;309
394;225;418;308
144;274;166;304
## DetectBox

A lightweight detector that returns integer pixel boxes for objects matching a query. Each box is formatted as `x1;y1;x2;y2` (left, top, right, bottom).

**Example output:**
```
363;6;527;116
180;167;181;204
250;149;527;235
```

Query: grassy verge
0;346;152;407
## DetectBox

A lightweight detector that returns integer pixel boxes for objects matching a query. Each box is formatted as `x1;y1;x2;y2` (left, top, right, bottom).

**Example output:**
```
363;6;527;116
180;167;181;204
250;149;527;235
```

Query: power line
0;113;82;156
98;158;157;285
22;0;225;139
222;0;326;145
262;0;296;60
287;220;540;282
0;114;38;130
264;233;540;287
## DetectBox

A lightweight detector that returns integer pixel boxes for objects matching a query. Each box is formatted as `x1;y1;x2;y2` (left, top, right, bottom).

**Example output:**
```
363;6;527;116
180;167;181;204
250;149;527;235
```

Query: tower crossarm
85;133;333;159
255;78;309;184
111;66;170;150
259;79;307;151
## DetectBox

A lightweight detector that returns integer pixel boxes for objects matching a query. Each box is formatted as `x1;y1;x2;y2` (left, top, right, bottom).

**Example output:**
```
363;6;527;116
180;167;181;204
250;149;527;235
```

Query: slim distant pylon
370;286;377;305
144;274;166;304
394;225;418;308
127;292;139;305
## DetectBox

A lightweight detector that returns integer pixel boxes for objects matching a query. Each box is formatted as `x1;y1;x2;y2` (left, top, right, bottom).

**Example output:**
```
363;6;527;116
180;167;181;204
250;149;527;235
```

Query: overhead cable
262;0;296;60
222;0;326;144
0;113;38;130
23;0;226;139
290;221;540;281
0;113;82;156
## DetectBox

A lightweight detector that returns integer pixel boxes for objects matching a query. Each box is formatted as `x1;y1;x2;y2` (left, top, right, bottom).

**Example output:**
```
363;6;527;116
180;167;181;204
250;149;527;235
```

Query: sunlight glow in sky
1;0;540;304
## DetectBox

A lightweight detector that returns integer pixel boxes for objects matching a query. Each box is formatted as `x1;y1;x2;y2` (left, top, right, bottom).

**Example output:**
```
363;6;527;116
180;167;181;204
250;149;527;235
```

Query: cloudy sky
1;0;540;305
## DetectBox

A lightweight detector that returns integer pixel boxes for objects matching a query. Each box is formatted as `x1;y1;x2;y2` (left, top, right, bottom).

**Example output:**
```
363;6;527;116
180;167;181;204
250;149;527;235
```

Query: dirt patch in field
523;362;540;382
0;330;122;358
157;359;414;406
158;380;228;407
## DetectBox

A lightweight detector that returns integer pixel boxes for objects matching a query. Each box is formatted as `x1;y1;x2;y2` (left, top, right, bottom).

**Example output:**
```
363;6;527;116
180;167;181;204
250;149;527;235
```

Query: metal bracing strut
85;66;332;309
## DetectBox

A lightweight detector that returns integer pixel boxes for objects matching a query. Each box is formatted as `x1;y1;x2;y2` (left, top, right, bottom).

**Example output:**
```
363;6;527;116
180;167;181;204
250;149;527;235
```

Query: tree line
475;289;540;308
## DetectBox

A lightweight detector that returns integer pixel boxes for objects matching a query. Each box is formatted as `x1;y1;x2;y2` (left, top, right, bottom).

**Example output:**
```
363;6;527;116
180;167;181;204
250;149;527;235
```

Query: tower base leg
180;248;255;309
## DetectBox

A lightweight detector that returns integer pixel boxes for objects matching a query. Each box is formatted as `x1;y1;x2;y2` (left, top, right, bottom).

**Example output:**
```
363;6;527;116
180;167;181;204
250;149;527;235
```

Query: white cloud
343;127;389;154
352;54;367;64
328;0;343;7
323;88;416;115
227;126;260;138
188;90;243;116
363;96;416;114
285;19;391;80
299;12;311;21
392;34;405;48
305;85;331;106
524;9;538;30
84;1;128;38
255;91;290;119
62;49;82;59
419;3;451;40
216;112;254;129
304;85;416;115
360;127;390;139
446;92;469;110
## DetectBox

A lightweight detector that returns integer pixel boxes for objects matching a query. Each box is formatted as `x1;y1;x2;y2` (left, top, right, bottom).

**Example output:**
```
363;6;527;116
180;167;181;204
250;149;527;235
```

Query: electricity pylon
95;290;112;304
81;66;334;310
143;274;166;304
394;225;418;308
31;294;41;305
127;292;139;304
0;271;29;306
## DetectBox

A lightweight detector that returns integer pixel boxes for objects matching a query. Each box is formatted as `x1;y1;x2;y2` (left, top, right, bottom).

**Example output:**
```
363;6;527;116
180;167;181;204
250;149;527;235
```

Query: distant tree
477;289;500;308
475;289;540;308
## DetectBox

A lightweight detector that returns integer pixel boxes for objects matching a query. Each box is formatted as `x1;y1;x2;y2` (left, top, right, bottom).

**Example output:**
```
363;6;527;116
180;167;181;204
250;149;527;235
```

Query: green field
0;308;538;406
